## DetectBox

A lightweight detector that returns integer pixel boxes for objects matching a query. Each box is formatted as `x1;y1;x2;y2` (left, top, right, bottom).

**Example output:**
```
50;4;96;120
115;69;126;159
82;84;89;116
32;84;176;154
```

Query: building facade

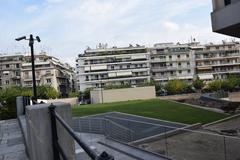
0;54;23;89
0;53;75;97
76;45;151;91
76;42;240;91
211;0;240;38
195;42;240;80
150;43;195;83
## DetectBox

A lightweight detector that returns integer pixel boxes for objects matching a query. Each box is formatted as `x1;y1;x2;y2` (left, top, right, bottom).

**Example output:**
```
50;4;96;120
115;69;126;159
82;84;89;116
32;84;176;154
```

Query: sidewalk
0;119;28;160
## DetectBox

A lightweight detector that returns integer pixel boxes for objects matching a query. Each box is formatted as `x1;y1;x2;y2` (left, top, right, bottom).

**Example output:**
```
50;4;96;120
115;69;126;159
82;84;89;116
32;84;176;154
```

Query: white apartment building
0;54;23;89
22;53;75;97
195;42;240;80
0;52;75;97
76;45;151;91
150;43;196;83
76;42;240;91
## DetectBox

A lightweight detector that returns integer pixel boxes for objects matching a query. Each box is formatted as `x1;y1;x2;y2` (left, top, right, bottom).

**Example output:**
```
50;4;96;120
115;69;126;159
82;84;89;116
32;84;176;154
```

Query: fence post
49;104;60;160
164;126;168;157
223;136;227;160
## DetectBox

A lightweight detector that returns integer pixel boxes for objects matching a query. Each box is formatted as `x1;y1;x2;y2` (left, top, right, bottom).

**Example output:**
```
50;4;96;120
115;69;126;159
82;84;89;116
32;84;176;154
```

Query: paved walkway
76;132;168;160
0;119;28;160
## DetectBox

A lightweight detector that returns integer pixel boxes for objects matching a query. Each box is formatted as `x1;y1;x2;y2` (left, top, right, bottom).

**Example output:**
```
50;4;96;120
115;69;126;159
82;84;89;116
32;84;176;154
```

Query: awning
178;76;193;80
198;74;214;80
91;65;107;71
108;72;117;77
117;71;132;77
131;55;147;60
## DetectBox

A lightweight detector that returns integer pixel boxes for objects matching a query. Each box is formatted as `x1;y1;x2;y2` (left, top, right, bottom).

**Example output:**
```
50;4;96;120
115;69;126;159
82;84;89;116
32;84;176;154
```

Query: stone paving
76;132;168;160
0;119;28;160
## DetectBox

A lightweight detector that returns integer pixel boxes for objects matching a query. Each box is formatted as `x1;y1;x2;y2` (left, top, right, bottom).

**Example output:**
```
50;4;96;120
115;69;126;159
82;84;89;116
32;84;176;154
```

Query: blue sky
0;0;236;66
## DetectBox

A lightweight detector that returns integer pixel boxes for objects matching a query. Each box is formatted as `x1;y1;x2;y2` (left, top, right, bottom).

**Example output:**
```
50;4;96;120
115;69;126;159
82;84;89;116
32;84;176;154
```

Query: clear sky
0;0;237;66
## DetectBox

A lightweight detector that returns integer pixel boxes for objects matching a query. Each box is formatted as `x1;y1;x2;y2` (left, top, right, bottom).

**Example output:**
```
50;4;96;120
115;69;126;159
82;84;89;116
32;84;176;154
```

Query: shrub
37;85;59;99
193;78;204;90
207;80;223;91
69;91;81;98
165;80;189;95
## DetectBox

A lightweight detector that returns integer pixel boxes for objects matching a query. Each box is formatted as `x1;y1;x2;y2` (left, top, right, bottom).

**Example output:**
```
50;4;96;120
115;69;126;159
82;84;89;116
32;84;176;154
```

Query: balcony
211;0;240;37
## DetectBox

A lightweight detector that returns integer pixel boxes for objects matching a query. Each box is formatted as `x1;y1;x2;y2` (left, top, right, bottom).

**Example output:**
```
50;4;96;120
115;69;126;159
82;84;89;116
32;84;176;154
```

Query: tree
193;78;204;90
83;88;92;100
225;75;240;91
165;80;188;95
37;85;59;99
207;80;223;91
69;91;81;98
0;86;22;120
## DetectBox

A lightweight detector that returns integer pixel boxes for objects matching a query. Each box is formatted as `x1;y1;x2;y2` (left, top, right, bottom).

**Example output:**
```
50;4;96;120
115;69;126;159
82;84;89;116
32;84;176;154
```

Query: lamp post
15;34;41;104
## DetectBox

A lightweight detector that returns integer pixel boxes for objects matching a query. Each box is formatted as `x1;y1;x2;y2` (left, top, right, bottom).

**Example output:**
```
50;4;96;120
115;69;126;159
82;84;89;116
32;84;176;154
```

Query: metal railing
73;114;240;160
22;96;31;114
49;104;114;160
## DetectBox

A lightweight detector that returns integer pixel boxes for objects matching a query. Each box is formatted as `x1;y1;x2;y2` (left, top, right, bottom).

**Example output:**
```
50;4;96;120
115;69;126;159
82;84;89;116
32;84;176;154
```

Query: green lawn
72;99;228;124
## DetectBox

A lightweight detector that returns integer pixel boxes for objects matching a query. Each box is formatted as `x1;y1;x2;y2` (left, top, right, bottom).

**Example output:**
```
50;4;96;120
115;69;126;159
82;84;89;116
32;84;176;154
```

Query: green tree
165;80;188;95
193;78;204;90
37;85;59;99
0;86;22;119
83;88;92;100
69;91;81;98
225;75;240;91
207;80;223;91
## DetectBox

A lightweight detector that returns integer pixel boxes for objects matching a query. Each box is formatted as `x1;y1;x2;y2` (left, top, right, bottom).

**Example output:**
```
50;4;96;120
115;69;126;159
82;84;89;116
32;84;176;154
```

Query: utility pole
15;35;41;104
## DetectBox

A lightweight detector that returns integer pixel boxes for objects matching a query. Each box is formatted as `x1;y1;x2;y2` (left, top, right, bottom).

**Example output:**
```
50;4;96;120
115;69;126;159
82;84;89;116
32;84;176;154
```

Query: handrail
49;104;114;160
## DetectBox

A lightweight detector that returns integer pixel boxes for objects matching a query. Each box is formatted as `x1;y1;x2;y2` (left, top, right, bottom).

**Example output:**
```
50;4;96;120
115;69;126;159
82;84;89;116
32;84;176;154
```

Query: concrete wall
158;93;201;101
25;103;76;160
91;86;156;104
37;97;78;105
228;92;240;102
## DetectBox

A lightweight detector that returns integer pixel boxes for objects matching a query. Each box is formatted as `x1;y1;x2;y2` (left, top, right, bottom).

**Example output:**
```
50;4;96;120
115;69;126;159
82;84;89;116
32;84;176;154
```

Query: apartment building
195;42;240;80
150;43;196;83
0;53;75;97
211;0;240;38
22;53;75;97
76;45;151;91
0;54;23;89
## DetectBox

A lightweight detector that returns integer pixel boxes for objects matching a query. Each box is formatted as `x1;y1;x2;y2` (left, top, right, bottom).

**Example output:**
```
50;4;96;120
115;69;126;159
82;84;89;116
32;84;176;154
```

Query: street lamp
15;34;41;104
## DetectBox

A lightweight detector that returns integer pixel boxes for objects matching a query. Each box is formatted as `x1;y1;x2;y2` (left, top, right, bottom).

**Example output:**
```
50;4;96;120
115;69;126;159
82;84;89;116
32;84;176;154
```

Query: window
188;70;191;73
178;63;181;66
46;70;51;74
186;54;189;58
127;65;130;69
187;62;190;66
111;66;114;70
6;64;9;68
46;78;51;83
178;71;182;74
16;64;20;68
16;71;20;76
169;55;172;59
170;71;173;75
177;55;180;58
5;80;9;85
169;63;173;66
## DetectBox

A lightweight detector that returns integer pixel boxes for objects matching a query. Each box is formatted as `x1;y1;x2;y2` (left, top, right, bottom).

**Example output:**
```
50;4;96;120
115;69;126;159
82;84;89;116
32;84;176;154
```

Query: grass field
72;99;228;124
